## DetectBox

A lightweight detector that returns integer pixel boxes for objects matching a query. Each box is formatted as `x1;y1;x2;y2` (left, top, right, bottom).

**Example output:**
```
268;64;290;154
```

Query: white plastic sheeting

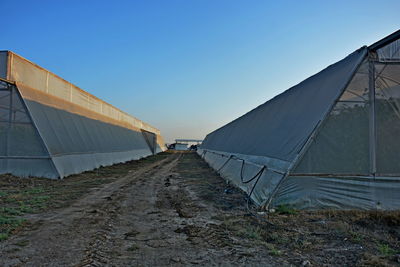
0;51;165;179
377;38;400;62
2;51;159;135
293;59;370;175
200;30;400;210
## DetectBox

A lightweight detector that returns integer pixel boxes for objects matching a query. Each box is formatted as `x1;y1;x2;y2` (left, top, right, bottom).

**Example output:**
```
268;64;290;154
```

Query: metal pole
369;58;377;176
5;85;13;157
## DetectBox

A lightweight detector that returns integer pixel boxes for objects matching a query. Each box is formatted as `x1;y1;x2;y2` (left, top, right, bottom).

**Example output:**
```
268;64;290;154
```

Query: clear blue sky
1;0;399;143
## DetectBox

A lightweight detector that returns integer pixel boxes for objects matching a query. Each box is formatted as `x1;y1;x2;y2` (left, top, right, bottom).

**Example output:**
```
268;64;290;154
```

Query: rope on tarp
240;159;267;184
201;149;275;224
202;149;285;175
202;149;268;203
238;158;268;212
247;166;266;197
217;154;234;172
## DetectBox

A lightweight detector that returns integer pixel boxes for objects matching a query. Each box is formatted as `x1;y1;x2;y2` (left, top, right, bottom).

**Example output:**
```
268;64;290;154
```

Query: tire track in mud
75;154;181;267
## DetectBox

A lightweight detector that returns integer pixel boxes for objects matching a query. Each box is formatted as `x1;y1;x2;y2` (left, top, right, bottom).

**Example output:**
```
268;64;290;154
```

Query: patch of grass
28;195;50;205
0;215;12;225
265;243;282;256
0;191;50;241
275;204;298;215
0;216;26;227
238;225;263;240
0;233;8;241
19;205;34;213
0;215;26;240
377;243;396;256
23;187;45;195
349;231;364;244
0;207;23;216
0;191;8;197
4;196;19;203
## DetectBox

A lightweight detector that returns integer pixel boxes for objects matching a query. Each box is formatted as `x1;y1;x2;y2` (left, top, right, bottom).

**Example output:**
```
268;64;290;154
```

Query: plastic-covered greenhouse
199;30;400;210
0;51;165;179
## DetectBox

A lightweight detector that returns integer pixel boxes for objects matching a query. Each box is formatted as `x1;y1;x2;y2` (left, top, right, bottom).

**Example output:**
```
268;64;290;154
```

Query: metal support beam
5;85;12;157
369;58;377;176
0;156;51;159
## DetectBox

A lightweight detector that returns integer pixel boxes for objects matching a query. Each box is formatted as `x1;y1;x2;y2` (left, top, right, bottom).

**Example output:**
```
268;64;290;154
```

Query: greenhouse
199;30;400;209
0;51;165;179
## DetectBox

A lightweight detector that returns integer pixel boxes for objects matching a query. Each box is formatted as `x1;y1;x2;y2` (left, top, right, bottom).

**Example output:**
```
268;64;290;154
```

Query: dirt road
1;152;399;266
0;153;278;266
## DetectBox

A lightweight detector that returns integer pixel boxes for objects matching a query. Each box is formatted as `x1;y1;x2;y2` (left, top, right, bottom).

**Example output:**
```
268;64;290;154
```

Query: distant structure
0;51;165;179
169;139;203;151
174;143;189;151
175;139;203;145
199;30;400;210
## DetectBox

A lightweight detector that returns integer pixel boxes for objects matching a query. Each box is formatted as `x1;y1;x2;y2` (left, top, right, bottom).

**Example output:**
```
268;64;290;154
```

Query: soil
0;152;399;266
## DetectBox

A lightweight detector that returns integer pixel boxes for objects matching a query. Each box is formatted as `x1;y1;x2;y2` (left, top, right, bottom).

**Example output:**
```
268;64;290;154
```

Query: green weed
349;231;364;243
0;233;8;241
0;207;22;216
237;224;263;240
377;243;396;256
275;204;298;215
265;243;282;256
23;187;45;195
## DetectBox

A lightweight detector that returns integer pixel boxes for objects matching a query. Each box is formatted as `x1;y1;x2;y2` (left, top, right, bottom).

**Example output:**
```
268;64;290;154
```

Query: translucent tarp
294;59;370;175
375;63;400;174
376;38;400;62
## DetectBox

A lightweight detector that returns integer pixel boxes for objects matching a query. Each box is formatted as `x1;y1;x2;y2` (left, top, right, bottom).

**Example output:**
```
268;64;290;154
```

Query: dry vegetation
173;153;400;266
